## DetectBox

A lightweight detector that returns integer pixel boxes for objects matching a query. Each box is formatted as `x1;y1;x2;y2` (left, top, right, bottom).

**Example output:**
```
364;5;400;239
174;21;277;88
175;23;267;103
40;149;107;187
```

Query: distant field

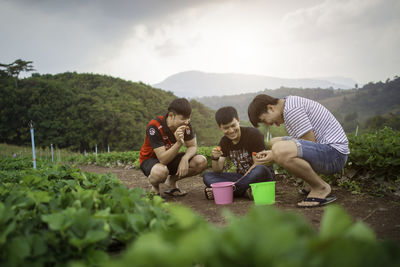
0;143;80;161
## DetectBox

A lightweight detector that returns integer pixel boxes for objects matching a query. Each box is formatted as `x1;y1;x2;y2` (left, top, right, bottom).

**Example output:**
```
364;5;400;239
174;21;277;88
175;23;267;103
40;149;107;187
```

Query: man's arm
175;138;197;177
153;141;183;165
210;145;225;173
182;138;197;160
212;156;226;173
153;125;193;165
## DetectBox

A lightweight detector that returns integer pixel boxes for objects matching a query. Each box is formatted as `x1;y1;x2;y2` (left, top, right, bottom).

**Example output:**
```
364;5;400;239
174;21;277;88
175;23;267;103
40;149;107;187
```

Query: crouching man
248;94;349;207
139;98;207;196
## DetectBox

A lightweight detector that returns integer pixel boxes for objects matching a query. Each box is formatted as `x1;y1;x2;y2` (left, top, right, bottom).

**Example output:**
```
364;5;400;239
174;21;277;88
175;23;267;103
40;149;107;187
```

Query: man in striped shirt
248;94;349;207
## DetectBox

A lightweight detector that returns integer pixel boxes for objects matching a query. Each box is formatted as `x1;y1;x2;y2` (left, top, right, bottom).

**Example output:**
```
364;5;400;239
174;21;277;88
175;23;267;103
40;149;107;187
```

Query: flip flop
297;195;337;208
204;187;214;200
163;188;188;197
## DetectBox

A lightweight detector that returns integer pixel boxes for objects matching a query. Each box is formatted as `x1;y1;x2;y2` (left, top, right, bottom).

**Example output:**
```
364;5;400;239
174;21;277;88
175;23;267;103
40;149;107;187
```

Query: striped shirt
283;95;349;154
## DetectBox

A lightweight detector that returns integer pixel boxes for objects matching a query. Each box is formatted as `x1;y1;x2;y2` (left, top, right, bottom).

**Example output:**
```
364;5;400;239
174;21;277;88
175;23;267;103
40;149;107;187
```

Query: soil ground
79;165;400;243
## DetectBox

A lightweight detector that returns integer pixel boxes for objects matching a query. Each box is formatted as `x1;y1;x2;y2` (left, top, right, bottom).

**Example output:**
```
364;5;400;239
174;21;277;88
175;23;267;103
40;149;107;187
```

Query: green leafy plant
0;157;170;266
100;205;400;267
344;127;400;195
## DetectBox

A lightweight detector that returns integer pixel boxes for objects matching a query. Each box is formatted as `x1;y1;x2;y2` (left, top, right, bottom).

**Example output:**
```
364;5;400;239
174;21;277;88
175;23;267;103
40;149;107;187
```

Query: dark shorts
140;152;186;177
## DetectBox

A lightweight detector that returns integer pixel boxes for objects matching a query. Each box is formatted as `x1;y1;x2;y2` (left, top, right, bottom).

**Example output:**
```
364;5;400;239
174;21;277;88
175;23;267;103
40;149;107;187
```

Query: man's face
258;105;283;127
169;112;190;129
219;118;241;141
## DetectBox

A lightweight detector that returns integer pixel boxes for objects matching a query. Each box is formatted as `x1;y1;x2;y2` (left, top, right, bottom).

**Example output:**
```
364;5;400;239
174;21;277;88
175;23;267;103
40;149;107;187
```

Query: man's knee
203;171;212;184
251;165;273;179
269;137;283;147
271;140;298;165
150;164;169;182
191;155;207;172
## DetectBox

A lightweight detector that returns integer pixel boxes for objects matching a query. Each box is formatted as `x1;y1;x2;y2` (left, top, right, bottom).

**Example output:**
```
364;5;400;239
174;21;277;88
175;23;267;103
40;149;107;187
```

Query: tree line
198;77;400;132
0;60;222;151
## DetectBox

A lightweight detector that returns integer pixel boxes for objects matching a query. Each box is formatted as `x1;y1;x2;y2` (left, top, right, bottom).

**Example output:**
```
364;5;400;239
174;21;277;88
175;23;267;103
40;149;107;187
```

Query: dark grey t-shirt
219;127;267;175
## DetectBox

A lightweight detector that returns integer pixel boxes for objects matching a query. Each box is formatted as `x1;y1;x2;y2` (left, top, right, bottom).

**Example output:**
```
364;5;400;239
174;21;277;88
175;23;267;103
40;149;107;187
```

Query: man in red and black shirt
139;98;207;196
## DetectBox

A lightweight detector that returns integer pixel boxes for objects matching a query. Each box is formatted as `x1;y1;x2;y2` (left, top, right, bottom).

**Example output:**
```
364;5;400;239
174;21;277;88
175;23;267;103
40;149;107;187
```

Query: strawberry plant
68;151;140;168
0;157;170;266
345;127;400;195
347;127;400;181
98;205;400;267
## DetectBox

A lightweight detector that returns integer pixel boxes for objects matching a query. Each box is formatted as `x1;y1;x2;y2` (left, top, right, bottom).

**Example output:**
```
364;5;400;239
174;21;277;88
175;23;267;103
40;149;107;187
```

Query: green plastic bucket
250;181;276;205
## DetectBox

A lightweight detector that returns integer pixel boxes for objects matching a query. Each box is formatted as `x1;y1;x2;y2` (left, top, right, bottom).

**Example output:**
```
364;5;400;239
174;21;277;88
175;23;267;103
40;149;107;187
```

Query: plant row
0;157;170;266
1;157;400;266
347;127;400;181
89;204;400;267
67;128;400;193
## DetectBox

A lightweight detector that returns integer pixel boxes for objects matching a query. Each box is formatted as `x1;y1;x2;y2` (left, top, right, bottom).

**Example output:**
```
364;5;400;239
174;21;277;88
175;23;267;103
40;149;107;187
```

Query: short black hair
248;94;279;127
215;106;239;126
168;98;192;117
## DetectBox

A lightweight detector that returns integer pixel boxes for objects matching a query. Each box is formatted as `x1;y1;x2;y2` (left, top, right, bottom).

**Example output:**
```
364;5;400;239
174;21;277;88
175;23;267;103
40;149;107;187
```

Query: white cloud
278;0;400;82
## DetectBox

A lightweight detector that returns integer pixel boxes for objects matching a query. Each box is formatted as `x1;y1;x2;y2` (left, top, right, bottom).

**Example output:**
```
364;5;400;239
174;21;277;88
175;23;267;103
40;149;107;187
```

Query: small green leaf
7;236;31;261
345;221;376;241
0;220;16;244
168;204;199;229
320;205;352;238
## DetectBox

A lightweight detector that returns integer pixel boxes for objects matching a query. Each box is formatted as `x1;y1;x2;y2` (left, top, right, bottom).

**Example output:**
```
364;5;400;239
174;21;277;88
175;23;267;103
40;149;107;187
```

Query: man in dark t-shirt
139;98;207;196
203;106;274;199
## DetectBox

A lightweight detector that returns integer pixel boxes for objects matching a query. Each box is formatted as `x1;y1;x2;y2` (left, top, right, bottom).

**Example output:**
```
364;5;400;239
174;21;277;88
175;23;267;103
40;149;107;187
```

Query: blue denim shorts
283;137;348;175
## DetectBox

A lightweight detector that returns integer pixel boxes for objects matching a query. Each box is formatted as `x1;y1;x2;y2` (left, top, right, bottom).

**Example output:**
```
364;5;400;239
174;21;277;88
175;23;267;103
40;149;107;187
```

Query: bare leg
148;163;169;194
271;141;331;207
165;155;207;188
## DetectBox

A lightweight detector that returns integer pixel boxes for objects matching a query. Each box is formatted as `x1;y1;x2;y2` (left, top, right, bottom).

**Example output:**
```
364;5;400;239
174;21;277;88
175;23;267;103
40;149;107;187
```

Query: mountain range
153;71;357;98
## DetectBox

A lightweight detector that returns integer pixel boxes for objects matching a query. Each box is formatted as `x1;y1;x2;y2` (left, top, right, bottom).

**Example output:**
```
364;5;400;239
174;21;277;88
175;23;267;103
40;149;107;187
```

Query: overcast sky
1;0;399;85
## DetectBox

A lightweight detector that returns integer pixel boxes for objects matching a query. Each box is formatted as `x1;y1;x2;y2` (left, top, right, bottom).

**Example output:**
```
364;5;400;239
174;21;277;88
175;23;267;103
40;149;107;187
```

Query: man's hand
176;157;189;177
212;146;223;159
253;150;274;166
174;125;187;144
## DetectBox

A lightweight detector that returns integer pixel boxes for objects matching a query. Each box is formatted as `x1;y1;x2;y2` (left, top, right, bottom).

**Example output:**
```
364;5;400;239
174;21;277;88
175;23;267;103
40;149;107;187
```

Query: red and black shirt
139;115;195;165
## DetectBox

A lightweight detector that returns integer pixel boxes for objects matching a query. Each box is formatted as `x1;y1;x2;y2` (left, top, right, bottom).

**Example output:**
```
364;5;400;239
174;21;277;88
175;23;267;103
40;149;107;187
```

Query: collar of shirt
162;114;176;142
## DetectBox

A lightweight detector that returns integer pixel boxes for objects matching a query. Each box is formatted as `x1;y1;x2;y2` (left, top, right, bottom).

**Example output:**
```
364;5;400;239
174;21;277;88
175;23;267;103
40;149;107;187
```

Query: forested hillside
197;77;400;132
0;72;222;151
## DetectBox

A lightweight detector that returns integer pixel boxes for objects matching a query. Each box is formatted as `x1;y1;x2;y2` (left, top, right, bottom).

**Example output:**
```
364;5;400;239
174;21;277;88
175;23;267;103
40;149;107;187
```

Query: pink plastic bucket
211;182;235;205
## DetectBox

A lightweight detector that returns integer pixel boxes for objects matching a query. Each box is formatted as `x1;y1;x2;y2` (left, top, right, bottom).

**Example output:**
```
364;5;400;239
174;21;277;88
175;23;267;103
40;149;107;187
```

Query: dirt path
79;165;400;242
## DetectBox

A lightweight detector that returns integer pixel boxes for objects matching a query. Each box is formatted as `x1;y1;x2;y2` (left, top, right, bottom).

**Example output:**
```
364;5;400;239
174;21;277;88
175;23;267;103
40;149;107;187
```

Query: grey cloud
0;0;224;73
7;0;222;24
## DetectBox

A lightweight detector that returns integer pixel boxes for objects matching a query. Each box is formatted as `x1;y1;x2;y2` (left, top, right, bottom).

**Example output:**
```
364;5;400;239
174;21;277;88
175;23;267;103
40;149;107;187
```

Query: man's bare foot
163;175;187;196
204;187;214;200
164;175;178;189
148;183;160;195
297;183;333;208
